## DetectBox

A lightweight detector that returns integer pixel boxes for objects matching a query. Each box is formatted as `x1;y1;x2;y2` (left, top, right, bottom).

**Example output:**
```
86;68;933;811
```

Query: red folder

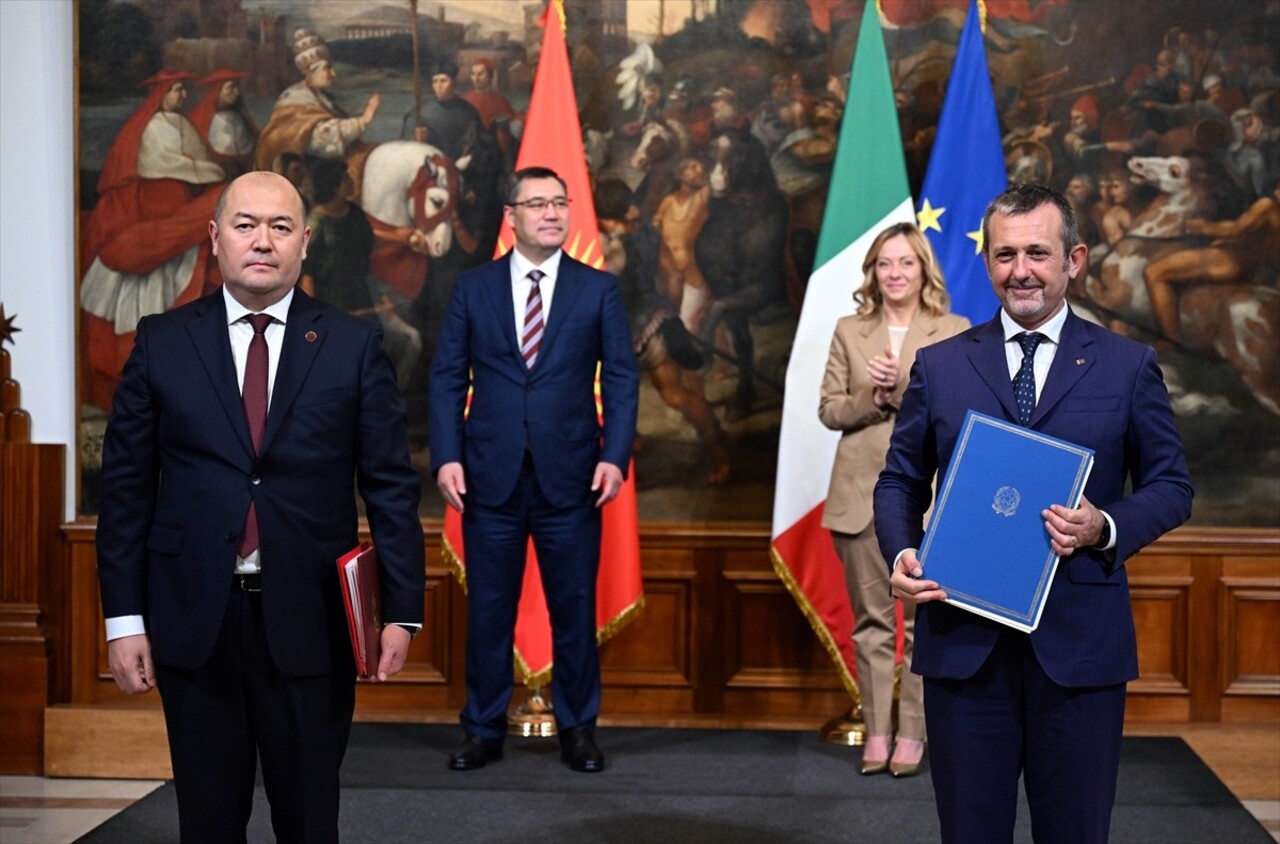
337;542;381;679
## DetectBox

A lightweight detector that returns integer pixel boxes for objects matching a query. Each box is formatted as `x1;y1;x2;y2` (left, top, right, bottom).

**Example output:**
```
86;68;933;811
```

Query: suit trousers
923;630;1126;844
831;528;923;739
155;588;355;844
460;452;602;738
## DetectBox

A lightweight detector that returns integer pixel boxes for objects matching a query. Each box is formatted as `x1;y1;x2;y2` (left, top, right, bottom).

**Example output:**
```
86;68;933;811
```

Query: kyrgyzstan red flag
441;0;643;688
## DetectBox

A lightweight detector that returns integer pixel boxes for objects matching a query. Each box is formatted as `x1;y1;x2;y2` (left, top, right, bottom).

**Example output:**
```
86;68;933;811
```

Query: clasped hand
867;344;899;408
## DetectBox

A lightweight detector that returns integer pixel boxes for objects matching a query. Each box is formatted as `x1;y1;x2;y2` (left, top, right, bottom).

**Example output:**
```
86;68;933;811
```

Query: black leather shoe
560;727;605;773
448;735;503;771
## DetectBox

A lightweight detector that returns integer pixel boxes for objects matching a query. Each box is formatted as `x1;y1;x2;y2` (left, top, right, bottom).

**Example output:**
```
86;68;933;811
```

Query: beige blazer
819;309;970;535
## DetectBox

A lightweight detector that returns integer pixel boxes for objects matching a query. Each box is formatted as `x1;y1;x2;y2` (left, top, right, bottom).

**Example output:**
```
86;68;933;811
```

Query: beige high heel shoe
889;737;925;778
860;735;891;775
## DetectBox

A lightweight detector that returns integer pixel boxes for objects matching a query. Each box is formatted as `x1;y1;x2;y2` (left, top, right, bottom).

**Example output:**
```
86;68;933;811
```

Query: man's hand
592;462;624;507
1043;494;1104;556
437;461;467;513
108;634;155;695
889;549;947;605
371;624;412;683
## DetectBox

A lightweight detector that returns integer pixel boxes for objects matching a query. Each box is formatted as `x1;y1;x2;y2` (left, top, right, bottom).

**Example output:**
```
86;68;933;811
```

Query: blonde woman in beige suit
819;222;969;778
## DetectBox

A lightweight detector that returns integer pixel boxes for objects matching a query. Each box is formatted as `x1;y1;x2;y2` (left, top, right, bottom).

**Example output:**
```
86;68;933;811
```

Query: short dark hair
981;182;1079;256
505;166;568;205
432;58;459;79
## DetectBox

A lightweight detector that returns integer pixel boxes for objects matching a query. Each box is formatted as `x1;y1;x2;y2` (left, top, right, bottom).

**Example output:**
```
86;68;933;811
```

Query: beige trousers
831;526;924;740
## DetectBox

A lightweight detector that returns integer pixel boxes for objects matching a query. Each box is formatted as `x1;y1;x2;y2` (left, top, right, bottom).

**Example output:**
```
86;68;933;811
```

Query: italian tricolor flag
770;1;913;699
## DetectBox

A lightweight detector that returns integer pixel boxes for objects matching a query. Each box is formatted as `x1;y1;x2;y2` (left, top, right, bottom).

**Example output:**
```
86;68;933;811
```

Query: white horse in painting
354;141;459;387
361;140;456;255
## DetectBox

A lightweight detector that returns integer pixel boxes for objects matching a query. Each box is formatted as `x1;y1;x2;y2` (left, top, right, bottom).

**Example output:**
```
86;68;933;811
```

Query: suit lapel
481;253;524;363
260;289;325;455
534;255;586;372
900;311;946;365
854;316;887;366
967;318;1021;423
1033;309;1094;426
187;293;254;459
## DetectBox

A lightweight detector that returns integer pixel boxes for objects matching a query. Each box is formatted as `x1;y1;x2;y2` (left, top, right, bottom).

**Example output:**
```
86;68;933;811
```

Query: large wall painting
76;0;1280;526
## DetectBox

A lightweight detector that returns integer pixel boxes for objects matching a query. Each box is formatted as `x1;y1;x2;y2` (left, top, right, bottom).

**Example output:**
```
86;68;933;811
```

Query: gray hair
981;183;1079;257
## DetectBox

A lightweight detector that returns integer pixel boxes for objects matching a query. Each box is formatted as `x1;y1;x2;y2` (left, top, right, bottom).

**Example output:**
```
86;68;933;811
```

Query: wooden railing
0;346;66;773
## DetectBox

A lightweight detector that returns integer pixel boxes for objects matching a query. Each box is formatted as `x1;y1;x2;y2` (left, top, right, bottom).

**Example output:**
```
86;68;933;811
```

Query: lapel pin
305;331;318;343
1076;358;1086;365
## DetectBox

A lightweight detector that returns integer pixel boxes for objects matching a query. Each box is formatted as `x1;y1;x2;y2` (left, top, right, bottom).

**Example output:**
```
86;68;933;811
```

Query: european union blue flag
917;0;1006;324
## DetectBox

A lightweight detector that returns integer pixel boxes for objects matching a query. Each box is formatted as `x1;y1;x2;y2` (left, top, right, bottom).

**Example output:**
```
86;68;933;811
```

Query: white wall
0;0;77;518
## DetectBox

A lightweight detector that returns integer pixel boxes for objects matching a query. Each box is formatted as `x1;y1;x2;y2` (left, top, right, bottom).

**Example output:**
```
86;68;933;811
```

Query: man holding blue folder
875;183;1192;844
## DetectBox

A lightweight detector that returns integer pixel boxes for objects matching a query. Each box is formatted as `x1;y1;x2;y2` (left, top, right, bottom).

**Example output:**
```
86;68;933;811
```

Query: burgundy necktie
238;313;272;557
521;269;545;369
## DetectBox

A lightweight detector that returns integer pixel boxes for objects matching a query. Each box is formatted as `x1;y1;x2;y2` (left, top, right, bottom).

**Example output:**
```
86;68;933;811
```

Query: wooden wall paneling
718;548;849;721
599;579;696;717
1218;555;1280;722
352;566;456;716
35;526;1280;777
64;527;119;705
1187;547;1226;723
599;575;694;690
1218;559;1280;703
44;706;171;780
1127;552;1194;717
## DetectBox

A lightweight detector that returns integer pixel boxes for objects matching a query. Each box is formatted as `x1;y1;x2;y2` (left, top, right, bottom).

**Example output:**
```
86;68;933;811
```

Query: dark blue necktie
1012;332;1045;427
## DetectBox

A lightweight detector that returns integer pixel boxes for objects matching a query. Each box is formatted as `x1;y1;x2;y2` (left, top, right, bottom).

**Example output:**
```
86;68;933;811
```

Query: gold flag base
819;706;867;746
508;687;557;738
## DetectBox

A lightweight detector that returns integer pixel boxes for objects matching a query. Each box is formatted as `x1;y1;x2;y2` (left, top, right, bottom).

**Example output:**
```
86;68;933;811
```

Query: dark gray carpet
75;724;1271;843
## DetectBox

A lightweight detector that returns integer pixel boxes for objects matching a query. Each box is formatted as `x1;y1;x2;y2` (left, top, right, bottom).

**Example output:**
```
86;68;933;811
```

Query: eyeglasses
508;197;570;212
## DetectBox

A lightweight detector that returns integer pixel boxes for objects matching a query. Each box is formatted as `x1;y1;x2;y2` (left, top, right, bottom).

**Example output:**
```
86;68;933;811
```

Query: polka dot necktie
521;269;545;369
1011;331;1045;427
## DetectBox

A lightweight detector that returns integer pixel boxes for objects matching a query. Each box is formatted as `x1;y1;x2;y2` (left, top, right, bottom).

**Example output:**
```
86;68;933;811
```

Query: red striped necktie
521;269;545;369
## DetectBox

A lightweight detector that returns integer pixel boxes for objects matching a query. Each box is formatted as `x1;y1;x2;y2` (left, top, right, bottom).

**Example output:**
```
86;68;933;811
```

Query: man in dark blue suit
429;166;639;773
97;171;425;843
875;184;1193;843
430;165;640;773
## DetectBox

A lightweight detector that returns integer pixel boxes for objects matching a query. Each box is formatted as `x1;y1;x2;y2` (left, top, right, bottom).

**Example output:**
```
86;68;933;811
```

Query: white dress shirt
509;248;563;342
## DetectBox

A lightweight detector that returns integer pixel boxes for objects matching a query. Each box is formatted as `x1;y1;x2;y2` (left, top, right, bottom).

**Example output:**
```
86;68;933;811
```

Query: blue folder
919;410;1094;632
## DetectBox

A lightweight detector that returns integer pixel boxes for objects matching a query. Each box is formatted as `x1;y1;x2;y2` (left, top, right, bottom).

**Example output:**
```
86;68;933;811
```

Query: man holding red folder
97;171;425;843
876;184;1192;843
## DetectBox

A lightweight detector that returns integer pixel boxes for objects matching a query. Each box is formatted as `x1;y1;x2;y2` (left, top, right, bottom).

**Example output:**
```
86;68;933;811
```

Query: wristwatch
394;624;420;641
1095;516;1112;549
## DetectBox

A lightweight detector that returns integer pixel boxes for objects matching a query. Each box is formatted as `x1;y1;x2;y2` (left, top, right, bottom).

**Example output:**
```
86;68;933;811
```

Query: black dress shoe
448;735;503;771
560;727;605;773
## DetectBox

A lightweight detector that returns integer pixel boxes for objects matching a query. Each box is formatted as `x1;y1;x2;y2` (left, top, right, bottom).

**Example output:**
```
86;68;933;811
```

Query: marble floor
0;776;164;844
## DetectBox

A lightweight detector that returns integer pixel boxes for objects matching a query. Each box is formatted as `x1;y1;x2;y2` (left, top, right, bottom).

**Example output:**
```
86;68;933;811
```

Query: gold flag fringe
769;542;861;705
441;531;646;689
